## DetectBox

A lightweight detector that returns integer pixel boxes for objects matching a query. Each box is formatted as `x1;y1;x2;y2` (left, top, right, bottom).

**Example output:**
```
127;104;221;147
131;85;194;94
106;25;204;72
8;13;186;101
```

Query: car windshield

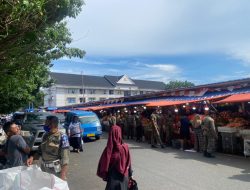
79;116;98;124
24;113;64;124
25;113;48;124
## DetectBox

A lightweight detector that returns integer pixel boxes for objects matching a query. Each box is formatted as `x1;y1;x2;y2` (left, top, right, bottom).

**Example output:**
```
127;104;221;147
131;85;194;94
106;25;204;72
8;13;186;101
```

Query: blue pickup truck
65;110;102;140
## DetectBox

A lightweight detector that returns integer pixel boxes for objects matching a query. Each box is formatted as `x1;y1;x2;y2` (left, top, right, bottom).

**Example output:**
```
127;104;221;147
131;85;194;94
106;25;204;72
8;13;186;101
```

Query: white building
44;72;166;107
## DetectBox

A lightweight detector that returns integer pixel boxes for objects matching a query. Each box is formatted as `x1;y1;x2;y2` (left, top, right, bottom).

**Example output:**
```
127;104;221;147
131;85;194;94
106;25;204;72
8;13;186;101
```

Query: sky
52;0;250;85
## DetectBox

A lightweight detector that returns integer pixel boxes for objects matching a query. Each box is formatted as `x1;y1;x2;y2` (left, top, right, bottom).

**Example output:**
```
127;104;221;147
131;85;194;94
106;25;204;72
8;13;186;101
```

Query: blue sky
52;0;250;85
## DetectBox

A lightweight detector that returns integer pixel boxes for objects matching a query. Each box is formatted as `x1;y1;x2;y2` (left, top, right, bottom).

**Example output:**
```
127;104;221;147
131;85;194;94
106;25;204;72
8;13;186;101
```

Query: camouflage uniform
141;117;151;143
202;116;217;155
157;114;165;143
151;113;164;147
38;131;70;176
135;114;143;142
166;115;174;146
126;114;136;139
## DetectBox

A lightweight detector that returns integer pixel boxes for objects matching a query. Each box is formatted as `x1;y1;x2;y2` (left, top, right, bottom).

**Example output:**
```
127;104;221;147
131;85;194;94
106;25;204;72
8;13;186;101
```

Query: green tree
165;80;195;90
0;0;85;113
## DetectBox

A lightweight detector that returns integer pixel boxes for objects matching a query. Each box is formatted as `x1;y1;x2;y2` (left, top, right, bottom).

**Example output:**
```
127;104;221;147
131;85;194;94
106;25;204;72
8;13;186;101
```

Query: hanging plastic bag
0;165;69;190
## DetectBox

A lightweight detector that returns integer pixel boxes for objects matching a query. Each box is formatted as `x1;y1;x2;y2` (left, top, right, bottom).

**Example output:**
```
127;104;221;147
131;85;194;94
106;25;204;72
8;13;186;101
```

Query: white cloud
145;64;180;73
229;48;250;66
53;58;185;83
211;72;250;83
67;0;250;64
125;62;183;83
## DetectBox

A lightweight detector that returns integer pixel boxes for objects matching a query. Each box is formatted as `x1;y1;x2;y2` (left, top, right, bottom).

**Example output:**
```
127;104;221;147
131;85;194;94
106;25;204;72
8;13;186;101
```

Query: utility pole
81;71;84;103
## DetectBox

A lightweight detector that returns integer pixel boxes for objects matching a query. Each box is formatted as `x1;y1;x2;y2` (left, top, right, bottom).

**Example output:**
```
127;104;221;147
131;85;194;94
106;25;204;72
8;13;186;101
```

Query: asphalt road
68;133;250;190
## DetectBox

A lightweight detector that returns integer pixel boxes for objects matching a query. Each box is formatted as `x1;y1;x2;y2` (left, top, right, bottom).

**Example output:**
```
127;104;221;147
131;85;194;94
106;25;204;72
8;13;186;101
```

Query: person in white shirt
69;116;82;153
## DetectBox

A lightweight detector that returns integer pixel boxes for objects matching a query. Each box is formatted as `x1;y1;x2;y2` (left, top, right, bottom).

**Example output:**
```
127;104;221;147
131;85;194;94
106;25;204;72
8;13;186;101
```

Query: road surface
68;133;250;190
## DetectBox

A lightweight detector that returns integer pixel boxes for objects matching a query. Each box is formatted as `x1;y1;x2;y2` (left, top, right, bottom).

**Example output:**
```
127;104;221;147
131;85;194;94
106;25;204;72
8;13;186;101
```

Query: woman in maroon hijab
97;125;132;190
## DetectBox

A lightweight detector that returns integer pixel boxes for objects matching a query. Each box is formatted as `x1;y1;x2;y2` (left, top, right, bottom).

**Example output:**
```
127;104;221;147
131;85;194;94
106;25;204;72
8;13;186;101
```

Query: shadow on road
105;132;250;183
229;173;250;182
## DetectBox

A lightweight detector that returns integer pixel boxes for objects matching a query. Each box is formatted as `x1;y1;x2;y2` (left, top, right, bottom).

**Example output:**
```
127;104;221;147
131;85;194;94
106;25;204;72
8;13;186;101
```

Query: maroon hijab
97;125;131;181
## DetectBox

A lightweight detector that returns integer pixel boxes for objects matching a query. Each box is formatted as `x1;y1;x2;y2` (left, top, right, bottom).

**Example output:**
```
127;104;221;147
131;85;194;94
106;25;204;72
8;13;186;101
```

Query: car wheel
95;136;100;140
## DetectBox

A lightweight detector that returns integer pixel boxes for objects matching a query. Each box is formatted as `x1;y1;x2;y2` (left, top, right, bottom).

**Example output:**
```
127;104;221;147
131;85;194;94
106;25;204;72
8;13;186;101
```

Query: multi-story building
44;72;166;107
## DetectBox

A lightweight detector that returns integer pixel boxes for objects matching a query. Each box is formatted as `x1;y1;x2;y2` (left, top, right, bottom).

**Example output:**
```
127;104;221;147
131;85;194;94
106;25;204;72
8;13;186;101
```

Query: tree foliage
0;0;85;113
165;80;195;90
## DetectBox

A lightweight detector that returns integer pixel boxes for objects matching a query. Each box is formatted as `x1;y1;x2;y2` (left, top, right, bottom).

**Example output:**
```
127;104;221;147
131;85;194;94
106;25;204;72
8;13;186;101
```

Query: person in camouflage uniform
141;112;151;143
166;112;174;146
202;111;218;158
192;114;204;152
27;116;70;180
135;112;143;142
126;111;136;140
151;111;164;149
157;112;166;144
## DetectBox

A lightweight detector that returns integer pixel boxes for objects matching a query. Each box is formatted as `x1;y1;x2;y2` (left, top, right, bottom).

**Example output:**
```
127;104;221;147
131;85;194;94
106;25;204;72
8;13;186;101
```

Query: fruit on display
220;111;231;121
226;117;250;128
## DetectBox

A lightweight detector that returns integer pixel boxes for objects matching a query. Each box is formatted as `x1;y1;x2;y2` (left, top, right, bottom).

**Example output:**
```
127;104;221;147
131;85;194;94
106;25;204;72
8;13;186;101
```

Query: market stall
214;93;250;156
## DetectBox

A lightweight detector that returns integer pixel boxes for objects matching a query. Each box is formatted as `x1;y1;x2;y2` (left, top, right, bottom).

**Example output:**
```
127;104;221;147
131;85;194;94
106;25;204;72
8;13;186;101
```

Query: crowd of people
0;107;218;190
99;108;218;158
96;107;218;190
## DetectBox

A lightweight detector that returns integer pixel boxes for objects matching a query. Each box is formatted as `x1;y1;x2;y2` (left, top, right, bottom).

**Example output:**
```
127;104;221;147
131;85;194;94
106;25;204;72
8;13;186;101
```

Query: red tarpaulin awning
53;109;69;113
146;100;187;107
214;93;250;104
77;104;127;111
146;95;229;107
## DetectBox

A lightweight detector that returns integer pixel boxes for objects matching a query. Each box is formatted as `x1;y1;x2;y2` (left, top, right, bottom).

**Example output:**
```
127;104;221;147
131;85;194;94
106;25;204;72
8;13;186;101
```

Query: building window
103;90;107;94
68;88;77;94
100;98;106;101
140;91;144;95
88;97;95;102
79;97;85;103
132;91;138;95
124;91;131;96
89;89;96;94
109;90;114;95
116;90;122;95
67;97;76;104
80;89;84;94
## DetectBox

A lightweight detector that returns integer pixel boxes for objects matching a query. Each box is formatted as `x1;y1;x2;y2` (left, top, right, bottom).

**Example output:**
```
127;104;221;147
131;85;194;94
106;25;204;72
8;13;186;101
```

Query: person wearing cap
27;115;70;180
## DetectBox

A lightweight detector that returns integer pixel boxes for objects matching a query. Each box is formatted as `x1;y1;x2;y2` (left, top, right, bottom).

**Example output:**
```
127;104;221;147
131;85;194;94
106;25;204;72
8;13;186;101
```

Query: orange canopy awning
214;93;250;104
147;100;188;107
77;104;127;111
146;95;229;107
53;109;69;113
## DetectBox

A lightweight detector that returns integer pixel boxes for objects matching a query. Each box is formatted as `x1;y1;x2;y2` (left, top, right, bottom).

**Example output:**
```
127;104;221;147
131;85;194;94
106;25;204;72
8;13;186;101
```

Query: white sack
0;165;69;190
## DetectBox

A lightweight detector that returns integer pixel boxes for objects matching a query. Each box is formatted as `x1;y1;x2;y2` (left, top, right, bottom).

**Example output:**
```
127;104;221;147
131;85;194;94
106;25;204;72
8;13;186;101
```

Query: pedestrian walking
27;115;70;180
69;116;82;153
97;125;133;190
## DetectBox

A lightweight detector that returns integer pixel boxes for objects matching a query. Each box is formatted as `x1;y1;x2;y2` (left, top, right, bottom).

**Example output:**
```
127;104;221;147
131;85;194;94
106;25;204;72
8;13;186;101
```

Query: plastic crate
218;127;238;133
221;132;238;154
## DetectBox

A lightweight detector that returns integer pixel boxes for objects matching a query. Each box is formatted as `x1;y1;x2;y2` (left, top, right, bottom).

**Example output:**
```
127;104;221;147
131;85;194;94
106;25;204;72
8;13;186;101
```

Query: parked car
21;112;66;151
12;112;25;127
65;110;102;140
